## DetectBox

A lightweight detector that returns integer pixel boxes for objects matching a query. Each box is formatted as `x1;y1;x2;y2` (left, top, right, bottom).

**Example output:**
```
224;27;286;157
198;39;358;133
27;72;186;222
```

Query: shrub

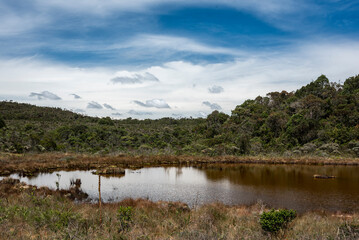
117;206;133;232
299;143;317;153
259;209;296;233
98;117;114;126
319;143;339;153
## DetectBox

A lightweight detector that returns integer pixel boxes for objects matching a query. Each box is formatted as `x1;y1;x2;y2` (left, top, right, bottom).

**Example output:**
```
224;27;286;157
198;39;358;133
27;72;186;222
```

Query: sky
1;0;359;119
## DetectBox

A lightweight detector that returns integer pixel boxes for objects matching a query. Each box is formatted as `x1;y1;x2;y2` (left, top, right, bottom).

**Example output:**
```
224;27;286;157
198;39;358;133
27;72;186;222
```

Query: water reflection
3;164;359;213
203;164;359;193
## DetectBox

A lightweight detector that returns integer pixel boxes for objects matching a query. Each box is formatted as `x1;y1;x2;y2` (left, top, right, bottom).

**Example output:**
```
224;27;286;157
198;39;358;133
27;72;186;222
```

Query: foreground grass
1;178;358;239
1;152;359;176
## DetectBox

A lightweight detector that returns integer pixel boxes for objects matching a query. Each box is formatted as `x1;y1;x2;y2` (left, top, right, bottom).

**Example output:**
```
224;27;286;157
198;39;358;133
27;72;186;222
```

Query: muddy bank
0;177;88;201
0;152;358;176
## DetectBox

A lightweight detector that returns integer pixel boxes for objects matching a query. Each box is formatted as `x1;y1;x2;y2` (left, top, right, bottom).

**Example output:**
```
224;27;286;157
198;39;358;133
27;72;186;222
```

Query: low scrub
117;206;133;232
259;209;297;233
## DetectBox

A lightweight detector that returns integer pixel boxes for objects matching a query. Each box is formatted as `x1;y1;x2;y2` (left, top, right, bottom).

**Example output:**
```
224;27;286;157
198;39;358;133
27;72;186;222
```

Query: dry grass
0;152;358;175
1;178;358;240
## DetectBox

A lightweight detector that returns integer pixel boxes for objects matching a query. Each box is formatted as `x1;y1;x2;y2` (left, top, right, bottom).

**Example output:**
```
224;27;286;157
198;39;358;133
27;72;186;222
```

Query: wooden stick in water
98;174;102;224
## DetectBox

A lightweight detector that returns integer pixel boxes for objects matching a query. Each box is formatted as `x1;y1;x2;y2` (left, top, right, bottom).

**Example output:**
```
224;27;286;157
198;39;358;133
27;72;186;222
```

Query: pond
2;164;359;212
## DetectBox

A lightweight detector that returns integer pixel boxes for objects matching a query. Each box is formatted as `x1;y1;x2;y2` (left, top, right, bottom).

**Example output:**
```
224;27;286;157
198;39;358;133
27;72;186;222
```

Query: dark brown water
3;164;359;212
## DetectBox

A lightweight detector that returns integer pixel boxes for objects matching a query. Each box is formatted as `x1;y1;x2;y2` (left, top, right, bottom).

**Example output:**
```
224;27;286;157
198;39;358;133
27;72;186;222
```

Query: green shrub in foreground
259;209;296;233
117;206;133;232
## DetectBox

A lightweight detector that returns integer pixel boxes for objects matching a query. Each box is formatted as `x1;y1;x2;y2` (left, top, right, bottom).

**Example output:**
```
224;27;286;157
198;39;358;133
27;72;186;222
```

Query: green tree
205;110;229;138
295;75;330;99
343;75;359;94
285;114;313;145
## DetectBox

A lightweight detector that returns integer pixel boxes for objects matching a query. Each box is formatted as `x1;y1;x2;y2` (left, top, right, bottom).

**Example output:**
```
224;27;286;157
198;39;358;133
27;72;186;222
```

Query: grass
1;152;358;175
1;178;358;239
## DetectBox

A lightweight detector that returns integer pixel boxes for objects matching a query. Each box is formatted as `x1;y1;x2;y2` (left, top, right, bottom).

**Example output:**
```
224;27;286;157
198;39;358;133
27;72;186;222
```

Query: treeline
0;74;358;157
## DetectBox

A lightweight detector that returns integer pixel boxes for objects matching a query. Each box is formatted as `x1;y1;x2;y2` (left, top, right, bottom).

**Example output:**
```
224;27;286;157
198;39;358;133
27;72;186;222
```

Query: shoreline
1;152;358;175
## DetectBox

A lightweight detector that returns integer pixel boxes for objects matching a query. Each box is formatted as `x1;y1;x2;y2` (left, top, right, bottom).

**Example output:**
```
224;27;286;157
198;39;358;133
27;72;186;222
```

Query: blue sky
1;0;359;118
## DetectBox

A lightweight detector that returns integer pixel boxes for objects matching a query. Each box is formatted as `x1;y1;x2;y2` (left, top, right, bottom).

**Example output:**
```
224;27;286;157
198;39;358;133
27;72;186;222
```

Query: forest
1;74;358;157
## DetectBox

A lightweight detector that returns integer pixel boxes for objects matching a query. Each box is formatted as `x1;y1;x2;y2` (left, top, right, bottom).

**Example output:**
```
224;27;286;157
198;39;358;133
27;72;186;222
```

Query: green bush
98;117;114;126
117;206;133;232
259;209;296;233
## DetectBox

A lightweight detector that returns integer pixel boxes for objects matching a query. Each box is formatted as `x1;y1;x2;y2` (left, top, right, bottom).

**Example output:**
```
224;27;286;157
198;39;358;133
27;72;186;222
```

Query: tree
285;114;313;145
299;94;325;120
205;110;229;137
343;75;359;94
265;111;288;138
295;75;330;99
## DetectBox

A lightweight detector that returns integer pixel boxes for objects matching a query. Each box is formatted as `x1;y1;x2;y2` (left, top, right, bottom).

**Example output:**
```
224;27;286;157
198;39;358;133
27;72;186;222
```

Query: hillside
0;74;358;157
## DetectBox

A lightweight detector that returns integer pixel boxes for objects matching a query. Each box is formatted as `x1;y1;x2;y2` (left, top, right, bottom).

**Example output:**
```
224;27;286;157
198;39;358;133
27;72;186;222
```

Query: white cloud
0;0;316;43
87;101;103;109
103;103;115;110
128;110;153;116
1;39;359;119
202;101;222;110
29;91;61;100
172;113;183;118
123;34;244;56
0;4;48;37
198;111;208;118
111;72;159;84
0;0;300;40
133;99;170;109
70;93;81;99
73;109;85;113
208;85;224;94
